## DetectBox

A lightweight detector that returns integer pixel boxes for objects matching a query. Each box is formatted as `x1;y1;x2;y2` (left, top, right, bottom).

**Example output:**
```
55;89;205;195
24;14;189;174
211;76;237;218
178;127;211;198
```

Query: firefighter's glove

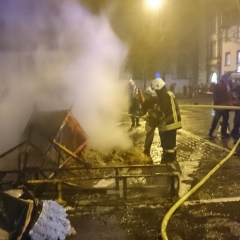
154;104;160;111
148;109;158;118
158;114;164;122
148;109;163;119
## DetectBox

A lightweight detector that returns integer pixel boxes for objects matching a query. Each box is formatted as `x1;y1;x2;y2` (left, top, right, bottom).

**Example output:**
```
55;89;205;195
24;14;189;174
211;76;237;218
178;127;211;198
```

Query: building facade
221;25;240;81
198;0;240;85
198;0;222;85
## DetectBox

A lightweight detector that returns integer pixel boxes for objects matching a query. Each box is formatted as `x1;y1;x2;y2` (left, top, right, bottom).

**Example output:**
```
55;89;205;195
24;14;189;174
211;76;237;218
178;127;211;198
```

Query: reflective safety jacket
155;86;182;131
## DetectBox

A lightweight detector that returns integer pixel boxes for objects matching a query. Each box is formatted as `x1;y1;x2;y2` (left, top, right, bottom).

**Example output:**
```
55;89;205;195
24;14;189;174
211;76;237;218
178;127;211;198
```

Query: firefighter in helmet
128;79;141;130
140;87;163;160
150;77;182;165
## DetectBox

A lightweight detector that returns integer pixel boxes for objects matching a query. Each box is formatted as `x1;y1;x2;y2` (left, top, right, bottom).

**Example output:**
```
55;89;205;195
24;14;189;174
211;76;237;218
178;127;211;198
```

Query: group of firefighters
128;77;182;168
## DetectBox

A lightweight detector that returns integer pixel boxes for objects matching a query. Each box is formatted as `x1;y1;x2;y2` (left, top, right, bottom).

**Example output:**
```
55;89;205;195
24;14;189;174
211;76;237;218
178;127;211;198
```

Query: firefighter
139;87;163;159
128;79;141;130
150;78;182;164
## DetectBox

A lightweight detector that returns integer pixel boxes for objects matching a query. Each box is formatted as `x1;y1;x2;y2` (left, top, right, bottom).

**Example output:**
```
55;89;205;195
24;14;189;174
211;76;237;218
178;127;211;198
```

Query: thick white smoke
0;0;133;153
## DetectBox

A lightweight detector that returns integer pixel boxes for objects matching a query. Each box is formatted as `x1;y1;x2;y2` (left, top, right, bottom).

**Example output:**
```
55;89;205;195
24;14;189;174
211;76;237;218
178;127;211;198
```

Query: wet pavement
66;96;240;240
1;96;239;240
131;96;239;196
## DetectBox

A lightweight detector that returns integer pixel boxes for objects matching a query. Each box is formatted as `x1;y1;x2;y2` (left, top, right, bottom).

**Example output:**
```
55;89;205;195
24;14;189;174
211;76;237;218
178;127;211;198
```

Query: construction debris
0;187;76;240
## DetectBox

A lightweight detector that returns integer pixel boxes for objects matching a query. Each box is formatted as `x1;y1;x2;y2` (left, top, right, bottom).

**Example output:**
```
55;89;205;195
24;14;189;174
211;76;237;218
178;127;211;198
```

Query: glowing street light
147;0;162;9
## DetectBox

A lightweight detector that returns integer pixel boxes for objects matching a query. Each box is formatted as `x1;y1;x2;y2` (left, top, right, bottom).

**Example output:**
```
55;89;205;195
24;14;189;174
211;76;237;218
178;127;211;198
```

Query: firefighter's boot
161;151;175;164
161;151;181;174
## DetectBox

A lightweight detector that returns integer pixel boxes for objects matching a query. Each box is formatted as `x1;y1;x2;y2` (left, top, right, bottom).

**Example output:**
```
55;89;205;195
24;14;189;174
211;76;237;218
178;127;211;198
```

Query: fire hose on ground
119;104;240;239
159;104;240;240
160;138;240;240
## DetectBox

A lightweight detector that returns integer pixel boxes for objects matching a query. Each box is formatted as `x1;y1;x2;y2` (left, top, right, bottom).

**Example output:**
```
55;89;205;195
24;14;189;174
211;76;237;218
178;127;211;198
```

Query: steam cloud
0;0;133;153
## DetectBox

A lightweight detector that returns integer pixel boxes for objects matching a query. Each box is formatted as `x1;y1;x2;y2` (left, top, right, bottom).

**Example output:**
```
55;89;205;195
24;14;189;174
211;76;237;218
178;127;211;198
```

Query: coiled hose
160;137;240;240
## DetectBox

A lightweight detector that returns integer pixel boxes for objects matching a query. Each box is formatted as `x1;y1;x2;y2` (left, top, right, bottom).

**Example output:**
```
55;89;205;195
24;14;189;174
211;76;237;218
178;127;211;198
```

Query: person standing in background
169;83;176;94
208;73;233;139
128;79;141;130
188;85;193;98
183;85;187;98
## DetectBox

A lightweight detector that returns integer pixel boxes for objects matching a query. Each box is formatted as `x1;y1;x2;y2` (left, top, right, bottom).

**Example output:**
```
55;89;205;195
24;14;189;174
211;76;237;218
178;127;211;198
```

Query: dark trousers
160;130;177;164
209;109;229;135
130;116;139;127
144;127;160;155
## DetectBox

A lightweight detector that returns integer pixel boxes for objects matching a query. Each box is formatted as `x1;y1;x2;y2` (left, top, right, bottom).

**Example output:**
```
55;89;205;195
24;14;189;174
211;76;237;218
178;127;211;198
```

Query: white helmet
129;79;135;86
143;86;156;97
151;78;165;90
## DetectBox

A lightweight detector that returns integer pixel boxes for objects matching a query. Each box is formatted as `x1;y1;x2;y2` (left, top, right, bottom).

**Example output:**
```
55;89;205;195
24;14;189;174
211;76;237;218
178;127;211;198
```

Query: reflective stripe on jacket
156;88;182;132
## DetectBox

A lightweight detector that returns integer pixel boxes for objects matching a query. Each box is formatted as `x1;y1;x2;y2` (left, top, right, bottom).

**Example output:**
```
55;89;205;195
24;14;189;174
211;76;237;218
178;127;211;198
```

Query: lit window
237;50;240;64
225;52;230;66
211;72;217;84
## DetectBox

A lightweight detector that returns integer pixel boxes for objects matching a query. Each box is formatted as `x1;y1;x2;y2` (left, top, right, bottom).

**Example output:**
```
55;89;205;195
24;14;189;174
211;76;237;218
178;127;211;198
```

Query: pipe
179;104;240;110
118;104;240;121
50;139;91;168
0;140;27;158
117;111;148;120
160;137;240;240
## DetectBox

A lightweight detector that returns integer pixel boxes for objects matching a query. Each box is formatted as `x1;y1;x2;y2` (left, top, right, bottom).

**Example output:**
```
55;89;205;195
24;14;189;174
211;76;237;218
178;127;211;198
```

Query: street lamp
145;0;163;81
147;0;162;10
140;0;163;88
